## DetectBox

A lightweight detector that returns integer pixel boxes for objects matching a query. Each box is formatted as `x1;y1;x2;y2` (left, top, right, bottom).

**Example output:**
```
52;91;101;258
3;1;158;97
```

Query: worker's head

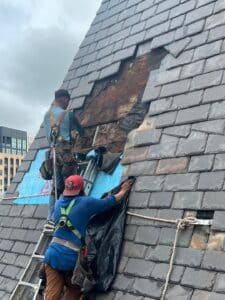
54;89;70;109
63;175;84;197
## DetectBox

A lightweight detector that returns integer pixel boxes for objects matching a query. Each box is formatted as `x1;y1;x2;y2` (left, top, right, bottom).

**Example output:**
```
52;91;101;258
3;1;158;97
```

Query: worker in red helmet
43;174;132;300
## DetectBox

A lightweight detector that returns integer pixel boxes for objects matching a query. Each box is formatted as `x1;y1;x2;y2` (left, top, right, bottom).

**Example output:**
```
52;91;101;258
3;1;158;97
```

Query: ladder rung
17;281;40;290
32;254;44;259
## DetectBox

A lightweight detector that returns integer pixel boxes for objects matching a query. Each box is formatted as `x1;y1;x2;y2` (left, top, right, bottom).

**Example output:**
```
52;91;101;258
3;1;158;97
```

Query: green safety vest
56;199;83;242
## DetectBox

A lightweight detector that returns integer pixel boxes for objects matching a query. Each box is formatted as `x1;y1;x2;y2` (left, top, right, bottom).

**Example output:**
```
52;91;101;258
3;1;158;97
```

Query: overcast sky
0;0;101;137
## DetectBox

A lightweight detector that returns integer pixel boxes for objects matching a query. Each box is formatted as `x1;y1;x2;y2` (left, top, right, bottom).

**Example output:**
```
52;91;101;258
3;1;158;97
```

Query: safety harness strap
48;108;67;143
56;199;83;242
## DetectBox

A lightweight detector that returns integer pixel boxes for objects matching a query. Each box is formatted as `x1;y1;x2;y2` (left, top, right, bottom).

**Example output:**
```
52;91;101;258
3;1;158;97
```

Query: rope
127;211;198;300
52;145;58;201
2;194;51;200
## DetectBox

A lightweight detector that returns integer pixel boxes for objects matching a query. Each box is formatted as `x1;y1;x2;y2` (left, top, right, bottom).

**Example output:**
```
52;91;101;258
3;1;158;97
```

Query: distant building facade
0;127;27;195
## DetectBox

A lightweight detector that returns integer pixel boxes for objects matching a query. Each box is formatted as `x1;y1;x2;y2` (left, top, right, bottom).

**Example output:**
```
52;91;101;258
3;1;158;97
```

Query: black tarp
86;177;135;296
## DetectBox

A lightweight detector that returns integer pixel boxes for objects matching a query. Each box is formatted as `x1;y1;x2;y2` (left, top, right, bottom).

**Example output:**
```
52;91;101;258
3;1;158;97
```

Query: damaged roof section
74;54;151;153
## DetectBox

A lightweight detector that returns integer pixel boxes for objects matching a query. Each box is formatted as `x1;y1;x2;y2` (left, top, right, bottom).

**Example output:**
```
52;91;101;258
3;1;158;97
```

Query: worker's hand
120;179;133;192
115;179;133;203
71;130;79;140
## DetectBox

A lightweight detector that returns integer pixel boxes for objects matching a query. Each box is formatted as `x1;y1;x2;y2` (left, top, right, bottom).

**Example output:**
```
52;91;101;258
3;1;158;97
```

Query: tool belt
52;237;80;252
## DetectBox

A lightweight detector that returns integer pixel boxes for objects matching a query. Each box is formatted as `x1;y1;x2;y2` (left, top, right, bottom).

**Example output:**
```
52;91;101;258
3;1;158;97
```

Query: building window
12;149;17;154
5;148;11;154
17;139;22;149
0;159;2;165
3;136;11;146
12;138;17;148
22;140;27;150
4;158;8;164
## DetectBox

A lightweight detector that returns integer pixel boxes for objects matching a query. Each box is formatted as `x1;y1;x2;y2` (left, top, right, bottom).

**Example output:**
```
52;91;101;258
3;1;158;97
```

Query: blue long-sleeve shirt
44;194;117;271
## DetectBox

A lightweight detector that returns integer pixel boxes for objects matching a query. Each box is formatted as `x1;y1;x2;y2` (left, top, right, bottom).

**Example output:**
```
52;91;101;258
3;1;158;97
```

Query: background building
0;126;27;195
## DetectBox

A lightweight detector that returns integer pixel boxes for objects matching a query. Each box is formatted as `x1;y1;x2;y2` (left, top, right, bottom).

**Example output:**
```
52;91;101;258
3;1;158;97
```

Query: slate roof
1;0;225;299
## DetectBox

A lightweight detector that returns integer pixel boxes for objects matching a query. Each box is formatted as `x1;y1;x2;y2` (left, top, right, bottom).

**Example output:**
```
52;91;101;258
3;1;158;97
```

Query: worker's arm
69;111;84;137
86;179;133;216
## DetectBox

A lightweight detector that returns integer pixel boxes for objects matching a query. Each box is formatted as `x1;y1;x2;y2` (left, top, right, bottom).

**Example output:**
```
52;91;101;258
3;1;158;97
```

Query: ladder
10;157;98;300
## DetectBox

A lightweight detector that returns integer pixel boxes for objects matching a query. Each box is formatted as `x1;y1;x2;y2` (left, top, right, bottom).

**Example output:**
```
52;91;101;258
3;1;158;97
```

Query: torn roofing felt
1;0;225;299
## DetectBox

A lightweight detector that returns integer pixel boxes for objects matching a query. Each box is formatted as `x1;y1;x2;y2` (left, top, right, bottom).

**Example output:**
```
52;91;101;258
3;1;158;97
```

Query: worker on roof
43;89;84;230
43;174;132;300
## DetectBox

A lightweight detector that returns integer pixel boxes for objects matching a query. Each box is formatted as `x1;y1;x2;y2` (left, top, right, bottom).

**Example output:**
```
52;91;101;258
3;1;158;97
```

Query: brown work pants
45;264;82;300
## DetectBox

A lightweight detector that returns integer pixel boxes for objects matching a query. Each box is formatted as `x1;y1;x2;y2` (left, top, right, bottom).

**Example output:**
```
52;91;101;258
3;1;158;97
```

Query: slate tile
185;3;214;25
189;154;214;172
170;0;196;18
205;10;225;30
135;175;165;192
24;230;41;243
205;134;225;153
146;245;172;262
164;125;191;138
149;97;172;116
160;79;191;98
193;40;222;61
151;31;175;49
128;192;150;208
182;267;216;290
132;278;163;298
113;46;136;62
203;191;225;209
14;254;29;268
135;226;160;245
192;290;225;300
122;241;147;258
151;263;184;283
124;225;138;241
149;192;173;208
127;161;157;177
208;24;225;42
99;62;120;79
170;15;185;30
145;10;169;29
1;253;17;265
125;258;155;277
214;273;225;292
156;157;188;175
186;31;208;50
176;105;209;125
148;135;179;160
131;129;161;147
69;97;85;110
210;101;225;119
215;0;225;13
205;53;225;74
2;265;21;280
11;242;28;255
164;173;199;191
175;248;204;267
191;70;223;90
140;6;156;21
192;119;225;134
165;285;193;300
203;85;225;103
214;154;225;170
212;211;225;231
112;274;134;291
114;292;142;300
172;192;203;209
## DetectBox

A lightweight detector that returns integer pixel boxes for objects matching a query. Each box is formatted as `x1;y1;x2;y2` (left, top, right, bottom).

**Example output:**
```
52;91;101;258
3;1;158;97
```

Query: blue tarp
14;149;123;205
90;163;123;198
14;149;52;205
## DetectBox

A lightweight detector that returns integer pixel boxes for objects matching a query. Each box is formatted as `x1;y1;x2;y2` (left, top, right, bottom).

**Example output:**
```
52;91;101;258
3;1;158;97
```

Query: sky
0;0;102;137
